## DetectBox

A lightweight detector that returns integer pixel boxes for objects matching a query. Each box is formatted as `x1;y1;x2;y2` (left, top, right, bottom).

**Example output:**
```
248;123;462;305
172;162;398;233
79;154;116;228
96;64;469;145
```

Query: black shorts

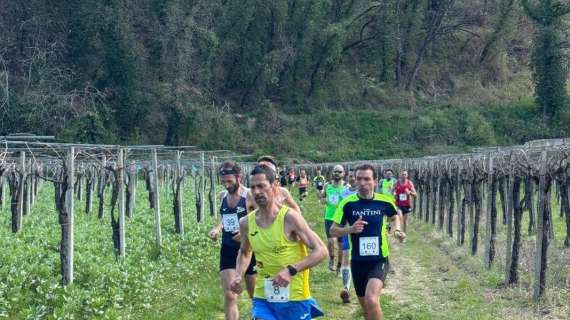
299;187;307;196
399;206;412;214
219;244;257;275
324;219;343;243
351;259;390;297
316;184;324;191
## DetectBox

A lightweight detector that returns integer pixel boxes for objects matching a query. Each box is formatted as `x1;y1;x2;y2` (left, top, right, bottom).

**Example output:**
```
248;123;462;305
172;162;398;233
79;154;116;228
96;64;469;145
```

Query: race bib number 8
222;213;239;232
399;193;408;201
359;237;380;256
264;279;290;303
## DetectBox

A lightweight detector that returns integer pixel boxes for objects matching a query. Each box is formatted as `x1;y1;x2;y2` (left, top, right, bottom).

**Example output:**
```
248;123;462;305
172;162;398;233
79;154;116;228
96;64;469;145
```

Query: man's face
221;174;240;194
356;169;376;195
399;171;408;182
385;171;393;179
348;175;356;186
317;170;321;176
333;168;344;181
249;173;276;207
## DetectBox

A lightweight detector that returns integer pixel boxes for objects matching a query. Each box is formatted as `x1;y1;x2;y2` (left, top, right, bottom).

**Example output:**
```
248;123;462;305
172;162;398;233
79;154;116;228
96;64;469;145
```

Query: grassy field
0;181;568;319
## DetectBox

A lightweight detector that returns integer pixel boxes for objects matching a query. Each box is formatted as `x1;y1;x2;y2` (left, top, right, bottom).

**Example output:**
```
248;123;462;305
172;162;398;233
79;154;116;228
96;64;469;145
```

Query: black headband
219;168;240;176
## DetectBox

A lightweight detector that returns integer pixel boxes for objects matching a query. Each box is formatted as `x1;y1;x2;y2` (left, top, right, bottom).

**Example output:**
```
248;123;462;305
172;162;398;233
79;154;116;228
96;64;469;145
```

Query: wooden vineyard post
445;164;451;235
29;161;35;207
509;174;524;284
484;156;494;268
174;150;184;235
467;159;475;250
424;163;431;223
85;167;94;214
434;164;441;226
1;174;5;211
152;149;162;248
15;151;25;232
118;148;126;257
505;166;514;282
132;161;137;210
212;156;217;216
127;161;136;219
76;167;83;202
456;164;462;246
200;151;205;222
97;156;107;219
533;150;548;300
25;159;31;216
418;163;423;221
64;147;75;285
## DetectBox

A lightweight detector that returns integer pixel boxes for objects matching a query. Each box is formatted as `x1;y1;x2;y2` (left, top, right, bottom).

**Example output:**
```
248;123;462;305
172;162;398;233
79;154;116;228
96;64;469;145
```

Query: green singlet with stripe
324;183;346;221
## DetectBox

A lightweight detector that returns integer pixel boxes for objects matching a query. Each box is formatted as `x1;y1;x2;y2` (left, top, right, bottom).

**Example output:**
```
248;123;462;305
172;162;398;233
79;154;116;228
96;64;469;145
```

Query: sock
341;267;351;290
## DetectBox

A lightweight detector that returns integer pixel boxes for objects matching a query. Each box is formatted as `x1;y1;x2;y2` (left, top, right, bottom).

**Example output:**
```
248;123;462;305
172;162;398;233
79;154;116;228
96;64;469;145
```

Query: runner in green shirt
322;164;347;272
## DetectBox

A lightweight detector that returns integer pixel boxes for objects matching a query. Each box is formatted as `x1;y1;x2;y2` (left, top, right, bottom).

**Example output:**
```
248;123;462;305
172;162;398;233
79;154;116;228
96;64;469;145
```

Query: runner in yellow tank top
247;205;310;300
231;165;328;320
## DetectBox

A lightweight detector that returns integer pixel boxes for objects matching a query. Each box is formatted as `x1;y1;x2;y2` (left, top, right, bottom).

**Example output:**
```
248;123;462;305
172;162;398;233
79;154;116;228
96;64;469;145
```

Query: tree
521;0;570;120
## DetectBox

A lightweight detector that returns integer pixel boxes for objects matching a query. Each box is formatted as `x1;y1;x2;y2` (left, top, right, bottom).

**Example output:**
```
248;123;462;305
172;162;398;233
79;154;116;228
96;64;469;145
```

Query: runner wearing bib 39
208;161;256;320
230;165;327;320
394;170;417;234
330;164;406;320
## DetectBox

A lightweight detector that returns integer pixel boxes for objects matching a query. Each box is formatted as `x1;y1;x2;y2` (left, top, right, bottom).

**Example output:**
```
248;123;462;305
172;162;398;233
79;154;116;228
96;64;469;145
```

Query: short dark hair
355;164;377;179
219;161;241;176
250;165;276;183
257;155;278;168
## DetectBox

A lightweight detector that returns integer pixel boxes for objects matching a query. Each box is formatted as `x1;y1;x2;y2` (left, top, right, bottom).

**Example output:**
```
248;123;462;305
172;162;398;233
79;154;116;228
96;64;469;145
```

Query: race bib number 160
359;237;379;256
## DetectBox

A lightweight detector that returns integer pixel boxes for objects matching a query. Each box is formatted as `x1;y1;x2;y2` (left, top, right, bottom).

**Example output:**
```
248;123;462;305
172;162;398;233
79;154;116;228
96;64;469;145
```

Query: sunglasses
333;171;344;174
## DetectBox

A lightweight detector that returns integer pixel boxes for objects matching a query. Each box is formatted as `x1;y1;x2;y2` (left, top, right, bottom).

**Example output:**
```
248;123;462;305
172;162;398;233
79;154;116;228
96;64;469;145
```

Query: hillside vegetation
1;0;569;159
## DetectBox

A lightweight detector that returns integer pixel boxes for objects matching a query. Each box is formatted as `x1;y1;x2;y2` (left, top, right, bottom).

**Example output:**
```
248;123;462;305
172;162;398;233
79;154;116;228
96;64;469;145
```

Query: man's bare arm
234;216;253;277
284;210;327;272
280;187;301;212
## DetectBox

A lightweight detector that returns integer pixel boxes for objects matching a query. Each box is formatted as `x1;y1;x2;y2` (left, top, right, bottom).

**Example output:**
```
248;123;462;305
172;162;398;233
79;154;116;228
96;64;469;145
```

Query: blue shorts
341;235;350;251
252;297;324;320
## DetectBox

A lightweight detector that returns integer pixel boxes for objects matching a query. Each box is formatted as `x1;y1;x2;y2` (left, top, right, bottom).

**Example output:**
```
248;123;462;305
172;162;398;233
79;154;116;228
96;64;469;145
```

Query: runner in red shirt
394;170;417;234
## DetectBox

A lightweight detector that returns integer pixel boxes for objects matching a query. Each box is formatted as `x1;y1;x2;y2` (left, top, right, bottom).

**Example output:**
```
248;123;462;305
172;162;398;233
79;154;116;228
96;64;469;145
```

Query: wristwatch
287;265;298;276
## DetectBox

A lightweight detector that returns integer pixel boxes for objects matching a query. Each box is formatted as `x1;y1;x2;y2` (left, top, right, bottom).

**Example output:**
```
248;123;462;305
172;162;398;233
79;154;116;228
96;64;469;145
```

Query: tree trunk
471;181;482;255
508;176;523;284
524;176;536;235
448;177;455;236
460;180;468;245
438;177;446;231
560;176;569;247
498;177;507;225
